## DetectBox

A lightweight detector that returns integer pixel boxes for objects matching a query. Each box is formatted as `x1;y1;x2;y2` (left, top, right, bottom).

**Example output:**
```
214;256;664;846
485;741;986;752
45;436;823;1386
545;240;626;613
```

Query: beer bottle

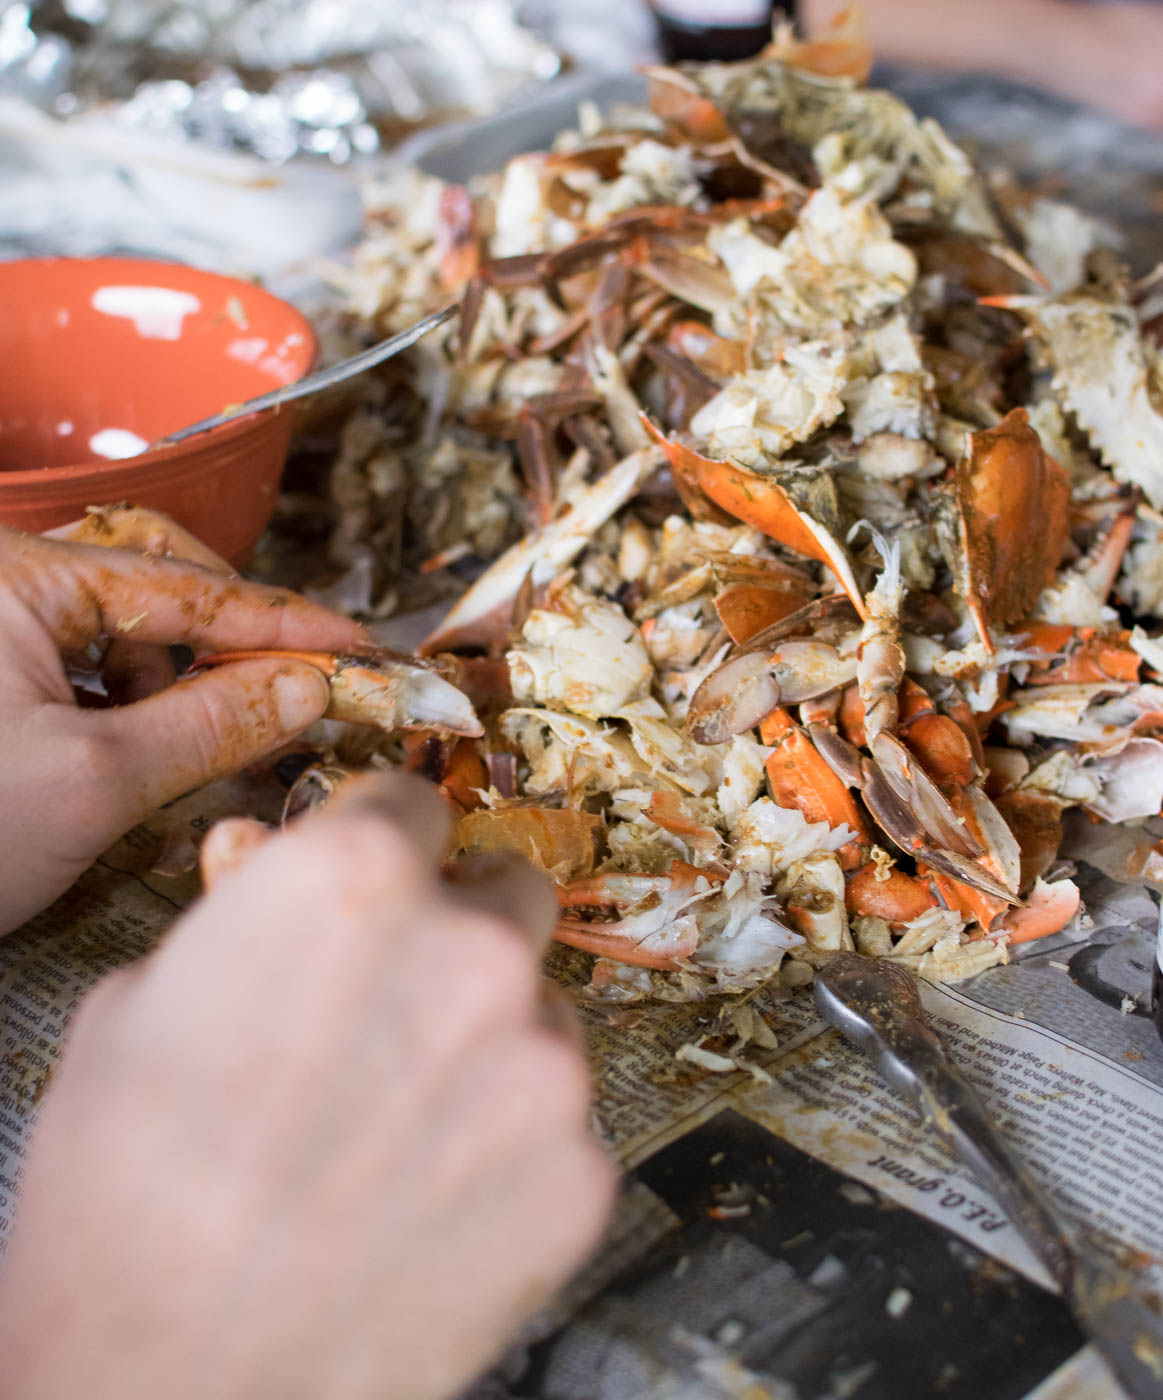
648;1;786;64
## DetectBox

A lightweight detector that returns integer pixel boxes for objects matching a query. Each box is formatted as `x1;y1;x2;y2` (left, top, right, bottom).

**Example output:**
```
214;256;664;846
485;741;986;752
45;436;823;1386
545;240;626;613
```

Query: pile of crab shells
297;22;1163;1003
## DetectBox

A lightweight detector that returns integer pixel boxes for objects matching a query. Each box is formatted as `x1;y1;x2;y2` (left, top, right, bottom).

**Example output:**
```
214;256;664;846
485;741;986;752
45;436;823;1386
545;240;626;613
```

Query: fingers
200;818;273;892
443;852;558;951
93;658;331;823
44;506;234;575
0;526;367;655
317;770;455;873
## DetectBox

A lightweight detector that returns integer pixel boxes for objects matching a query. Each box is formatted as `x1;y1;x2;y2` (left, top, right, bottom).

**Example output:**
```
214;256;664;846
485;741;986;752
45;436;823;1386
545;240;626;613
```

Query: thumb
97;658;331;822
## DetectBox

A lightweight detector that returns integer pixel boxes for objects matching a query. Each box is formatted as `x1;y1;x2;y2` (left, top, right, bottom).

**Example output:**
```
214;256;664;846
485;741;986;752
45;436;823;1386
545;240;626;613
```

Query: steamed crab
93;27;1163;1006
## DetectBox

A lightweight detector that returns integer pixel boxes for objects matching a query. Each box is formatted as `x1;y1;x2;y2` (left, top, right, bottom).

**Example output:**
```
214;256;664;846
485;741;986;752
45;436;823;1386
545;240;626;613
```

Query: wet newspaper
0;782;1160;1399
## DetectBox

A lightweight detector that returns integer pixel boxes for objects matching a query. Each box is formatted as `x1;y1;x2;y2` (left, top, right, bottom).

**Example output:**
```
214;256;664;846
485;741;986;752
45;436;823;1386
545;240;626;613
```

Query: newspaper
0;787;1160;1397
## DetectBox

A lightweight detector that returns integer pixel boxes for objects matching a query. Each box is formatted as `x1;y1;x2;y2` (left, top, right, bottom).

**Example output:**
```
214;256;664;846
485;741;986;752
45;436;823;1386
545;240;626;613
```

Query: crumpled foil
0;0;563;162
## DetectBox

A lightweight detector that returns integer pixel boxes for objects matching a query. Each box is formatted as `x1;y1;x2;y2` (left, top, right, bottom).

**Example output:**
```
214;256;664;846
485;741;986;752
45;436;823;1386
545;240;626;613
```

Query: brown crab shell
947;407;1070;650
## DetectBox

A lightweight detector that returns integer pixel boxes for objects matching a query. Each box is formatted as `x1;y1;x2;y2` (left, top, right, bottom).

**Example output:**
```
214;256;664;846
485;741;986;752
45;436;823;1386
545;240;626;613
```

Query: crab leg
420;446;660;655
1015;623;1141;686
945;407;1070;650
640;418;868;619
555;863;718;970
856;533;906;744
189;649;483;738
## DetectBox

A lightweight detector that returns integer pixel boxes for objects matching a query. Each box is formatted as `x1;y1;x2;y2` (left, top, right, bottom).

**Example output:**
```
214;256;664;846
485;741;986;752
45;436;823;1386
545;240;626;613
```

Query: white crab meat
1086;738;1163;822
779;851;853;951
711;190;916;337
1011;198;1115;296
690;339;852;466
694;872;805;980
501;708;642;794
732;798;855;875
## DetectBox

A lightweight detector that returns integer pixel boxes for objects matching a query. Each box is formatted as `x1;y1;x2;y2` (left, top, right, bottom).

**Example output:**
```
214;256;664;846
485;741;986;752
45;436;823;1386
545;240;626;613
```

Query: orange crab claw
946;407;1070;651
759;707;868;866
552;920;698;971
925;869;1013;934
845;862;938;924
554;862;719;970
641;417;868;619
997;879;1081;944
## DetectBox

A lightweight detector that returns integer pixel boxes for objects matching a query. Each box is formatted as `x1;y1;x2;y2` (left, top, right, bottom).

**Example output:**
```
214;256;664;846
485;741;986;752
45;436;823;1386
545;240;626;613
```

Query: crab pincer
187;648;483;738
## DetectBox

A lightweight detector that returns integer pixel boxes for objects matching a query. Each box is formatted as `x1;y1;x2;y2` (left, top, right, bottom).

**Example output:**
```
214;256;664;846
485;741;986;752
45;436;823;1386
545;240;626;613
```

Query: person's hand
0;524;365;934
1048;2;1163;130
0;774;616;1400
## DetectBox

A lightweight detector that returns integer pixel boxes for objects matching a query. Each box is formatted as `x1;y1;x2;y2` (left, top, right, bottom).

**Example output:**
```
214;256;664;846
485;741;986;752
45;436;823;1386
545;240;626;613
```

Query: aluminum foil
0;0;563;162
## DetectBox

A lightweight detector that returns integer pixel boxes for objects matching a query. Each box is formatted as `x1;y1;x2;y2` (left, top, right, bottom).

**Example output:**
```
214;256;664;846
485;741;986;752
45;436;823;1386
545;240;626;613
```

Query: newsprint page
1;778;1162;1400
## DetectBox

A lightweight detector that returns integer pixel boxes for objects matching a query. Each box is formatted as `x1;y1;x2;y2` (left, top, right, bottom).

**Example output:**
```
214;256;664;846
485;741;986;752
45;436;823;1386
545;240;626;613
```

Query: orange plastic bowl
0;257;318;565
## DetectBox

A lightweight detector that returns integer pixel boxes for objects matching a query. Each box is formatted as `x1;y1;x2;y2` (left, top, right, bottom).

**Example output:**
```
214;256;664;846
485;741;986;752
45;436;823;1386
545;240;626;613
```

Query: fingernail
273;664;331;732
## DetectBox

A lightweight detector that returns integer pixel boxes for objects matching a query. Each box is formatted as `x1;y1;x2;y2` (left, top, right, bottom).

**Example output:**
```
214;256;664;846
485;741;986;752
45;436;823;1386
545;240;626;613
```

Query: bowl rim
0;255;319;486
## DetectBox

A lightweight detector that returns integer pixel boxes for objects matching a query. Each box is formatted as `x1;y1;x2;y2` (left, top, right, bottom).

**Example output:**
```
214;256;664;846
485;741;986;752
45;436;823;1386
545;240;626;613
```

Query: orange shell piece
951;407;1070;650
846;863;938;923
760;707;868;865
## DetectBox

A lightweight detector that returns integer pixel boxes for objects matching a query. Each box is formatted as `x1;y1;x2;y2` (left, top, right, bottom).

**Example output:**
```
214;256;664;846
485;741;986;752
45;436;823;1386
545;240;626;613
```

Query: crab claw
918;848;1021;907
997;877;1081;944
190;649;483;738
640;417;868;620
687;650;781;745
943;406;1070;651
